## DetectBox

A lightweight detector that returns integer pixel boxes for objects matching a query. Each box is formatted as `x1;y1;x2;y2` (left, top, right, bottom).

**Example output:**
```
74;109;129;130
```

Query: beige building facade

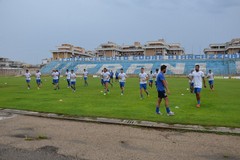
51;44;93;60
204;38;240;55
95;39;184;57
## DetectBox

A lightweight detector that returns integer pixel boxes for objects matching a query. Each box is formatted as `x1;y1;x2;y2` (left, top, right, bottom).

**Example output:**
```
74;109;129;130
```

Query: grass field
0;76;239;128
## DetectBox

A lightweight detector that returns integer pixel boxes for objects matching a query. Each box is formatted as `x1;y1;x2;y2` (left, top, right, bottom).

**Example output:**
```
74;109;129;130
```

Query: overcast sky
0;0;240;64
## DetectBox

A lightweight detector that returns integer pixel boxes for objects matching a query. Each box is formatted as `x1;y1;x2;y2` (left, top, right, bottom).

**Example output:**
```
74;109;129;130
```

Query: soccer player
110;70;114;83
118;68;127;95
100;70;104;86
155;65;174;116
115;70;119;82
207;69;214;90
191;65;206;108
70;69;76;92
56;70;60;89
148;71;154;88
154;68;159;86
25;69;31;89
83;69;88;86
187;70;194;93
139;67;149;99
35;70;41;89
52;70;59;90
65;69;71;88
102;68;110;95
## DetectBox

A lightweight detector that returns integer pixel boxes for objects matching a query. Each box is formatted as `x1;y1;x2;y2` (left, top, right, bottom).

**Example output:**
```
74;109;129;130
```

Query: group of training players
24;64;214;116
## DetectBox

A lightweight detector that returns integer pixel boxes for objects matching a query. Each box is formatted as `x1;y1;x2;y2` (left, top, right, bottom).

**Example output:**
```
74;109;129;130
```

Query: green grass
0;76;239;128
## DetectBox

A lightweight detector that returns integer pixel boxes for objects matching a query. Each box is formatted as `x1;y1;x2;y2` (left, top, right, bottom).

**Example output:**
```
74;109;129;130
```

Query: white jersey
83;71;88;78
192;71;205;88
207;73;214;81
102;72;110;81
25;73;31;80
153;72;159;81
188;73;194;83
52;72;59;80
65;72;71;80
149;73;154;80
118;73;127;82
70;73;76;82
139;72;148;84
35;72;41;80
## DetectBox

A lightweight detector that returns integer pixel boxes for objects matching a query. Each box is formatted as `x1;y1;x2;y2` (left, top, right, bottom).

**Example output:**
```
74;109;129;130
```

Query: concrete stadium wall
41;59;240;76
0;69;24;76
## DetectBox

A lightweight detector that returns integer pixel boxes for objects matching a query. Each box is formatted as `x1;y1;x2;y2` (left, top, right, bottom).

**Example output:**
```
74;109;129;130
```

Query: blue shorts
53;79;59;84
194;88;201;93
26;80;30;83
36;79;41;84
71;81;76;85
140;84;147;90
84;77;87;80
103;80;109;84
190;82;194;87
209;80;214;85
149;80;153;83
120;82;125;88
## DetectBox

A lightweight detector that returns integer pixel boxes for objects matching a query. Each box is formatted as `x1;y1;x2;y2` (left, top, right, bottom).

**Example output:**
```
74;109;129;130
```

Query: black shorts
158;91;167;99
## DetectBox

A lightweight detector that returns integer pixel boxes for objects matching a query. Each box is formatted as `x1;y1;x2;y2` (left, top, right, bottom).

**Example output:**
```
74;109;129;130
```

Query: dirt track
0;114;240;160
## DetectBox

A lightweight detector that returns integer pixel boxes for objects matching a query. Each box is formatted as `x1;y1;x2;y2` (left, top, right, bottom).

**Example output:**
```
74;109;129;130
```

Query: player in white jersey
139;67;149;99
70;69;76;92
148;71;154;88
191;65;206;108
101;68;110;95
207;70;214;90
187;70;194;93
65;69;71;88
83;69;88;86
24;69;31;89
56;70;60;89
35;70;41;89
153;68;159;86
52;70;59;90
118;68;127;95
100;70;104;86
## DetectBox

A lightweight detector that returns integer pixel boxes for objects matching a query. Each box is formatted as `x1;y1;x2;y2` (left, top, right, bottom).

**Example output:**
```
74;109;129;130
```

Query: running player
35;70;41;89
56;70;60;89
118;68;127;95
83;69;88;86
207;69;214;90
102;68;110;95
154;68;159;86
155;65;174;116
52;70;59;90
70;69;76;92
25;69;31;89
100;70;104;86
139;67;149;99
110;70;114;83
192;65;206;108
65;69;71;88
187;70;194;93
148;71;154;88
115;70;119;82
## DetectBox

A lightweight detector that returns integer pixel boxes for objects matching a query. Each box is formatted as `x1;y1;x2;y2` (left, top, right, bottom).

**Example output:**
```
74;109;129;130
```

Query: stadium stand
40;55;240;76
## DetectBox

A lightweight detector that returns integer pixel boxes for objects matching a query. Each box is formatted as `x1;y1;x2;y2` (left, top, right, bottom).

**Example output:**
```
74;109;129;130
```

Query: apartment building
204;38;240;54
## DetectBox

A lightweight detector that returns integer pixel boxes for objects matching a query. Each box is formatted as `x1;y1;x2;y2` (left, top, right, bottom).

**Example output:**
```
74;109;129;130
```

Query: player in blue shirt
155;65;174;116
